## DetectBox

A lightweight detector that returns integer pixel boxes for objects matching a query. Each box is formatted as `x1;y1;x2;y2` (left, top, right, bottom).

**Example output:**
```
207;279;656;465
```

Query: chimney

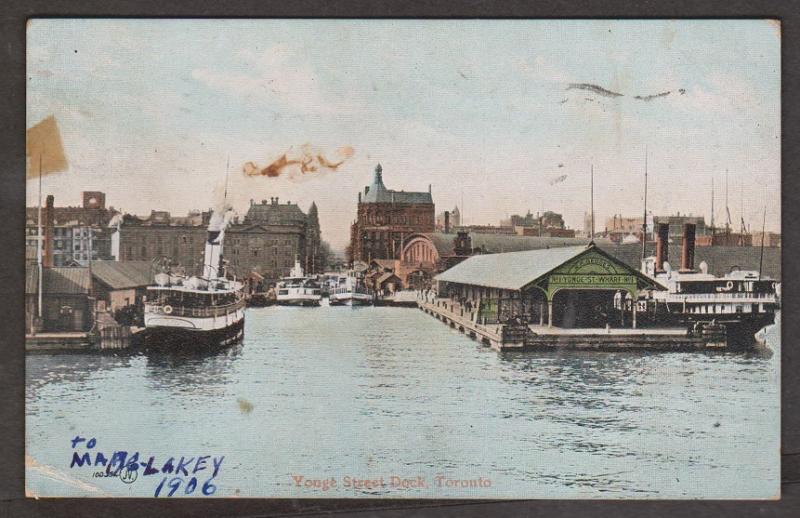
358;192;362;203
680;223;696;272
43;195;54;267
655;222;669;272
444;211;450;234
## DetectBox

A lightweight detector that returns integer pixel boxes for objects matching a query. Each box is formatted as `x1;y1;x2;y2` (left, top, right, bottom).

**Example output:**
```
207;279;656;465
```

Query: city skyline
27;19;780;250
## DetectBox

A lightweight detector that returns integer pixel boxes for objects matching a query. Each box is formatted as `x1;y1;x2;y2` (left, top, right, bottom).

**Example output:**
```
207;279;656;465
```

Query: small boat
144;208;245;348
246;287;276;307
276;260;322;306
329;271;372;306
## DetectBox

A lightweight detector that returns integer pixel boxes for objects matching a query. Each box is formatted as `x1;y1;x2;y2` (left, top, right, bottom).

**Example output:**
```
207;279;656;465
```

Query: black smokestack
655;222;669;272
444;211;450;234
44;195;54;268
681;223;696;271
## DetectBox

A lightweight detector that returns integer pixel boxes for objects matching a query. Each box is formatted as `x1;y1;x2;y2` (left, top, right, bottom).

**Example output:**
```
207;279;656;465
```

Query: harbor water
25;306;780;498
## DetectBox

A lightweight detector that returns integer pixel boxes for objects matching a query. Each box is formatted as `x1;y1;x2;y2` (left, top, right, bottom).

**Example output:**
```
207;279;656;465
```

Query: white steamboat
144;208;245;347
276;260;322;306
329;271;372;306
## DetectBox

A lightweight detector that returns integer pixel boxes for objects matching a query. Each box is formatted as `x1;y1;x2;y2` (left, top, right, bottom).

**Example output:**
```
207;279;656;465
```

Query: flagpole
37;151;43;321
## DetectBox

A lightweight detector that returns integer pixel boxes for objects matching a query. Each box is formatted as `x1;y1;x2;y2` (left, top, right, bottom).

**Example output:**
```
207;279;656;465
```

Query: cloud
668;71;760;114
192;43;356;115
515;55;573;83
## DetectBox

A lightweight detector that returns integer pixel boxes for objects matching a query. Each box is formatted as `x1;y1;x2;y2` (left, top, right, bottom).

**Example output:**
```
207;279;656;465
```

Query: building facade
114;197;323;284
25;192;116;267
349;164;435;263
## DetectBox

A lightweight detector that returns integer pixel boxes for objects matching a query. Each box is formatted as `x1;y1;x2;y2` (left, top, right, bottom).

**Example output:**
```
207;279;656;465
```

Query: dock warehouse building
434;242;664;329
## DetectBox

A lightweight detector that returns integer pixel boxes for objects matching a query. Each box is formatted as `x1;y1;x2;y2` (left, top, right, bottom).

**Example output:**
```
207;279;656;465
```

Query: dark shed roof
91;260;153;289
25;267;91;295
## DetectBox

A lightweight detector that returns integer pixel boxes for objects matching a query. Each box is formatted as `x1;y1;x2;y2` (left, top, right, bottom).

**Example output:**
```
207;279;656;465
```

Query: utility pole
37;151;43;321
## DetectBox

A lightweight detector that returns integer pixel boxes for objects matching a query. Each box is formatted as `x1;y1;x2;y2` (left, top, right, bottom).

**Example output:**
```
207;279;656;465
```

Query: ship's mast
710;175;715;235
641;146;648;263
725;168;732;235
590;163;594;240
758;205;766;280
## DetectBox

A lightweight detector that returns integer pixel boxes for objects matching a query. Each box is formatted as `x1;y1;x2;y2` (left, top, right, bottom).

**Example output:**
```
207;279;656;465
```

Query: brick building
25;192;116;266
349;164;435;263
113;197;323;284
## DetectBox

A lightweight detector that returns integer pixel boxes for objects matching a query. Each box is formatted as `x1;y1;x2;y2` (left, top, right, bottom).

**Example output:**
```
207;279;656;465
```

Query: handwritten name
69;436;223;497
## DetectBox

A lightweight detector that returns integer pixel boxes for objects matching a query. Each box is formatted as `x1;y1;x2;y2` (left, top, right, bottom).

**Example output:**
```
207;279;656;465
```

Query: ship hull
277;297;321;307
329;293;373;306
144;316;244;349
645;311;775;349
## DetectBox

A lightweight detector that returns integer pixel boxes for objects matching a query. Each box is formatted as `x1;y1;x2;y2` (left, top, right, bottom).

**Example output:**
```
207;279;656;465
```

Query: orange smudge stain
317;154;346;170
244;145;355;178
243;161;258;175
259;154;300;177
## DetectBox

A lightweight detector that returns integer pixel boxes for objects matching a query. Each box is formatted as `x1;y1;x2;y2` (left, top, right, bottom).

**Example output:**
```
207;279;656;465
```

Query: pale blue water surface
25;306;780;498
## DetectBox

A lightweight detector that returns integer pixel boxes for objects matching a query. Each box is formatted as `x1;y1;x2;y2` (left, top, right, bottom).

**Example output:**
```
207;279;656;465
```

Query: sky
27;19;781;250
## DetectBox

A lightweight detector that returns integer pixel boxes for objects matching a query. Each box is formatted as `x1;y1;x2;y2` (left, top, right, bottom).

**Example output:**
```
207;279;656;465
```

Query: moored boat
144;207;245;348
329;271;372;306
276;260;322;306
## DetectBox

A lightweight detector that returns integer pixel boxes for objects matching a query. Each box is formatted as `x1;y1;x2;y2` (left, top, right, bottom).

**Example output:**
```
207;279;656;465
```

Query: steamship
640;222;780;347
143;209;245;347
275;259;322;306
329;270;372;306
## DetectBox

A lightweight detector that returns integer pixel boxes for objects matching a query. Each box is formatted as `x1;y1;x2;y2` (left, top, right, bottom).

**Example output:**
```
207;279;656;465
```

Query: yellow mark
766;19;781;39
237;397;254;414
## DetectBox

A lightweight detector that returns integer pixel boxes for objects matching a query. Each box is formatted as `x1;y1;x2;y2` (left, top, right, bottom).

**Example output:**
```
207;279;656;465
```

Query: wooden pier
417;298;720;352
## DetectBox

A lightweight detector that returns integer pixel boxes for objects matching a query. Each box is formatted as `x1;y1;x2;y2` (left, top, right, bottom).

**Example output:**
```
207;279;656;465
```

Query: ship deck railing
654;292;778;303
145;298;245;318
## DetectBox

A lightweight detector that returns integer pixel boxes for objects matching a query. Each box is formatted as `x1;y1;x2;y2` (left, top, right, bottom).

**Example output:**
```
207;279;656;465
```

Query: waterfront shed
435;242;665;328
90;260;153;312
25;267;93;333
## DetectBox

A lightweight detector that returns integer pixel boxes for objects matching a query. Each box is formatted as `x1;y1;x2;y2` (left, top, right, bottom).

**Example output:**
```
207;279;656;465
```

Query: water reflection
26;351;136;393
142;343;243;396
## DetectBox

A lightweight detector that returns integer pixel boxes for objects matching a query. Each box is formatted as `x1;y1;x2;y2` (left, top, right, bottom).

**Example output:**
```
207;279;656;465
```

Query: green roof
435;245;589;290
